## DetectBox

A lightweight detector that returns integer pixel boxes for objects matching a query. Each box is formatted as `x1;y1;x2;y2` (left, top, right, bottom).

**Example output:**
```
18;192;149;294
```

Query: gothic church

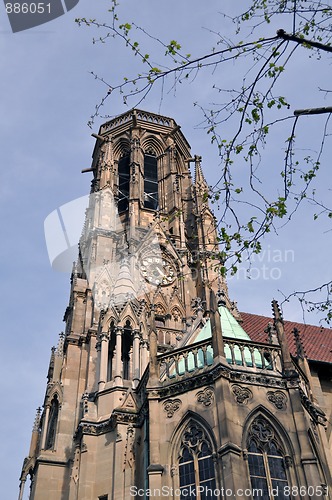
19;110;332;500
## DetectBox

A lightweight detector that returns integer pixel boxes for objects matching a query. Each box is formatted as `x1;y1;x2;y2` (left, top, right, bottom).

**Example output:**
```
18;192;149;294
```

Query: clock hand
156;266;165;277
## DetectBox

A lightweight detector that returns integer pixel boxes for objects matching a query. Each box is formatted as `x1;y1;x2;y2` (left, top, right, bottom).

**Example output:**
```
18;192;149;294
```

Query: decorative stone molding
181;421;208;454
82;392;89;414
311;420;320;443
267;390;287;410
170;465;178;477
123;425;135;468
71;447;80;484
76;408;141;436
250;417;274;444
163;398;182;418
217;442;242;458
196;387;215;407
157;361;290;400
231;384;253;405
299;389;327;425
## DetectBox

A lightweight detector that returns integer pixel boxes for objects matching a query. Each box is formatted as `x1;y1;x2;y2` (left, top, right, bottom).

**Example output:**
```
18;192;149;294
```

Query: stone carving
180;421;214;457
82;392;89;414
171;307;181;322
250;417;274;443
196;387;215;407
123;425;135;469
267;390;287;410
299;389;327;425
155;303;166;316
163;398;182;418
182;422;204;452
231;384;253;405
170;465;178;477
71;446;81;484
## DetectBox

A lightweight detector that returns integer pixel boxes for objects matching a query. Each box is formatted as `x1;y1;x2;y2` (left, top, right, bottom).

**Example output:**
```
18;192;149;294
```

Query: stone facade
19;110;332;500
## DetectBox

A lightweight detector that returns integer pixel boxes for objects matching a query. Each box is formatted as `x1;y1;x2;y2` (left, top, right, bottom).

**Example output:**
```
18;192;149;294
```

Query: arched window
122;320;133;380
107;322;116;381
118;154;130;212
178;421;217;500
247;417;290;500
45;395;59;450
144;153;158;210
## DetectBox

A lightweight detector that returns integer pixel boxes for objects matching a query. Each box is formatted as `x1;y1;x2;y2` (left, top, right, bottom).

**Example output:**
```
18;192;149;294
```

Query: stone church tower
20;110;332;499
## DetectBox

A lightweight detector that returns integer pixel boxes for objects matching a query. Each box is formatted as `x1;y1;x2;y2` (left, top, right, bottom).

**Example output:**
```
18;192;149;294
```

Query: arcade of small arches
97;309;186;390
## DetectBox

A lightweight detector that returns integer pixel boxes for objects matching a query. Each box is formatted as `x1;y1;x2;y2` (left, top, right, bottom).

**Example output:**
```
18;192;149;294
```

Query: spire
56;331;65;357
271;300;295;375
210;288;225;359
194;155;208;192
47;346;55;382
29;407;42;458
53;332;65;382
32;407;42;433
111;257;137;305
293;327;306;359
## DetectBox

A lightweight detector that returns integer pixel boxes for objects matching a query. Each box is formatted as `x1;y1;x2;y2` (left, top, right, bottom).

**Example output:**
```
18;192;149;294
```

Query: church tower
20;110;332;500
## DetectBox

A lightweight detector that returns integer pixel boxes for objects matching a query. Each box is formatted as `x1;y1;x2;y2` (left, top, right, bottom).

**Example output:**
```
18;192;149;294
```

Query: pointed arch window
122;320;133;380
118;154;130;212
107;321;116;381
144;153;158;210
178;421;217;500
247;417;290;500
45;394;59;450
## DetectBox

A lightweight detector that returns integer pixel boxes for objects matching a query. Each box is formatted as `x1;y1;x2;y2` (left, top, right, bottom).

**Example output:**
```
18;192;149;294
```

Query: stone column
18;478;26;500
40;405;50;450
95;339;101;391
114;327;123;386
149;305;159;382
147;394;164;499
98;332;109;391
141;339;148;374
210;289;225;359
132;330;141;388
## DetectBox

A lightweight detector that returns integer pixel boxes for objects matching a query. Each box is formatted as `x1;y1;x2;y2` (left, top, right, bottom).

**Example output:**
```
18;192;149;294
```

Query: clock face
140;256;176;286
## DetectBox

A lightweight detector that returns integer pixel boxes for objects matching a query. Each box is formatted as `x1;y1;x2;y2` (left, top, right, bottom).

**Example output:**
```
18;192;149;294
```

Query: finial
32;407;42;432
56;332;65;357
272;300;283;323
271;299;295;374
194;155;207;187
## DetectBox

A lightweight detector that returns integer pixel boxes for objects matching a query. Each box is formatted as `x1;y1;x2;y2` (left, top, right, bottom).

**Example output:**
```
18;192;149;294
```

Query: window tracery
178;421;217;500
247;417;290;499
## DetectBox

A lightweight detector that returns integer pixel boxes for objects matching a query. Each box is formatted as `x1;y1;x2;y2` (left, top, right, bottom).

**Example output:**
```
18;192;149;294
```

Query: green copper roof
194;305;251;342
189;306;265;368
164;306;271;379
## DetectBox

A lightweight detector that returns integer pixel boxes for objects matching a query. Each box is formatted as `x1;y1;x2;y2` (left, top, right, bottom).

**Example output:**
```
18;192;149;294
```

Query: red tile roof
240;312;332;364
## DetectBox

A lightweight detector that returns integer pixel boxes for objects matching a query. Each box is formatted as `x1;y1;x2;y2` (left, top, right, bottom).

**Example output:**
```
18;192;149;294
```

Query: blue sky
1;1;331;498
